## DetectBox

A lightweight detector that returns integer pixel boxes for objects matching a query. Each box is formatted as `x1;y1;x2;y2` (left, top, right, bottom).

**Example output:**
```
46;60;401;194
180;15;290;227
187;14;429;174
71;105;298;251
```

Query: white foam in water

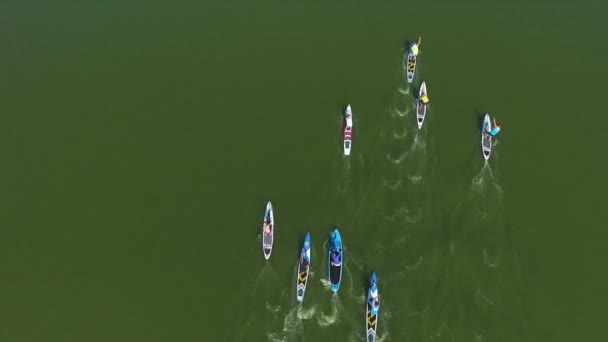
343;157;351;171
393;128;407;139
405;255;424;271
319;278;332;290
470;164;504;201
385;206;406;221
375;332;393;342
265;302;281;314
297;305;317;320
266;332;285;342
389;107;409;118
317;312;339;327
282;307;301;334
406;209;423;224
386;206;422;224
353;292;366;305
386;151;408;164
395;108;409;117
348;331;363;342
391;235;406;247
398;87;410;95
471;165;489;193
336;184;350;195
268;304;317;342
482;248;501;268
383;179;402;190
474;290;494;310
410;132;427;152
409;173;423;184
317;293;342;327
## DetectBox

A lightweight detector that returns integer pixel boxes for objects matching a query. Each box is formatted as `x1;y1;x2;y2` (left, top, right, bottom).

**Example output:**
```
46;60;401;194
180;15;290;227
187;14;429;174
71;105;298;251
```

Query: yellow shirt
421;95;429;103
411;44;419;56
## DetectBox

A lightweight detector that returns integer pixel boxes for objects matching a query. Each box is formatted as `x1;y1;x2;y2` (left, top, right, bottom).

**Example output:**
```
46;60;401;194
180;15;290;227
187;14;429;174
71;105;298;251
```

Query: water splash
383;179;402;191
393;128;408;139
474;290;495;310
297;305;317;320
343;156;352;171
408;174;423;184
265;302;281;314
398;87;410;95
386;151;409;164
405;255;424;271
267;304;318;342
470;163;504;201
353;292;366;305
266;333;285;342
281;309;300;335
482;248;501;269
386;206;422;224
391;108;410;118
411;132;426;151
375;333;392;342
317;293;343;327
319;278;332;290
391;235;406;247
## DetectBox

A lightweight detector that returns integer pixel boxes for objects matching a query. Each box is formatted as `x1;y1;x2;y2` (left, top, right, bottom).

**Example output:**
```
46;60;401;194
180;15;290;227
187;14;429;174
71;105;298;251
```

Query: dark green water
1;1;606;341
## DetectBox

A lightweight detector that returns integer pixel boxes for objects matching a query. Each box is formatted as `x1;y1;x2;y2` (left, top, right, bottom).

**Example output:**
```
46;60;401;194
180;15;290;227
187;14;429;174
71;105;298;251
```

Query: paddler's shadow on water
340;103;349;115
402;39;416;51
474;110;485;127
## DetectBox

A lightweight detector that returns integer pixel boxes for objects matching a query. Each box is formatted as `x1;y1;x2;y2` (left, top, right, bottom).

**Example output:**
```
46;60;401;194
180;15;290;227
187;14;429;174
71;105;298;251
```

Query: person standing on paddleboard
370;295;380;310
301;254;309;268
488;117;501;138
411;37;421;56
331;252;341;266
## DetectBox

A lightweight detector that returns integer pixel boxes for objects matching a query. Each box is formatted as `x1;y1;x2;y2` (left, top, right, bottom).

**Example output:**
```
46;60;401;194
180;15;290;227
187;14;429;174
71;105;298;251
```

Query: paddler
420;93;429;106
410;37;421;56
301;255;309;268
370;296;380;310
331;252;341;265
264;222;271;234
489;117;501;137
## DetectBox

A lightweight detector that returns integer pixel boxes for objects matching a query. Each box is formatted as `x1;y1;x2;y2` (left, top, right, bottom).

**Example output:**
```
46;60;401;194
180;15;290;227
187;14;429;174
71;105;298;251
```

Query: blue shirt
490;127;501;136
